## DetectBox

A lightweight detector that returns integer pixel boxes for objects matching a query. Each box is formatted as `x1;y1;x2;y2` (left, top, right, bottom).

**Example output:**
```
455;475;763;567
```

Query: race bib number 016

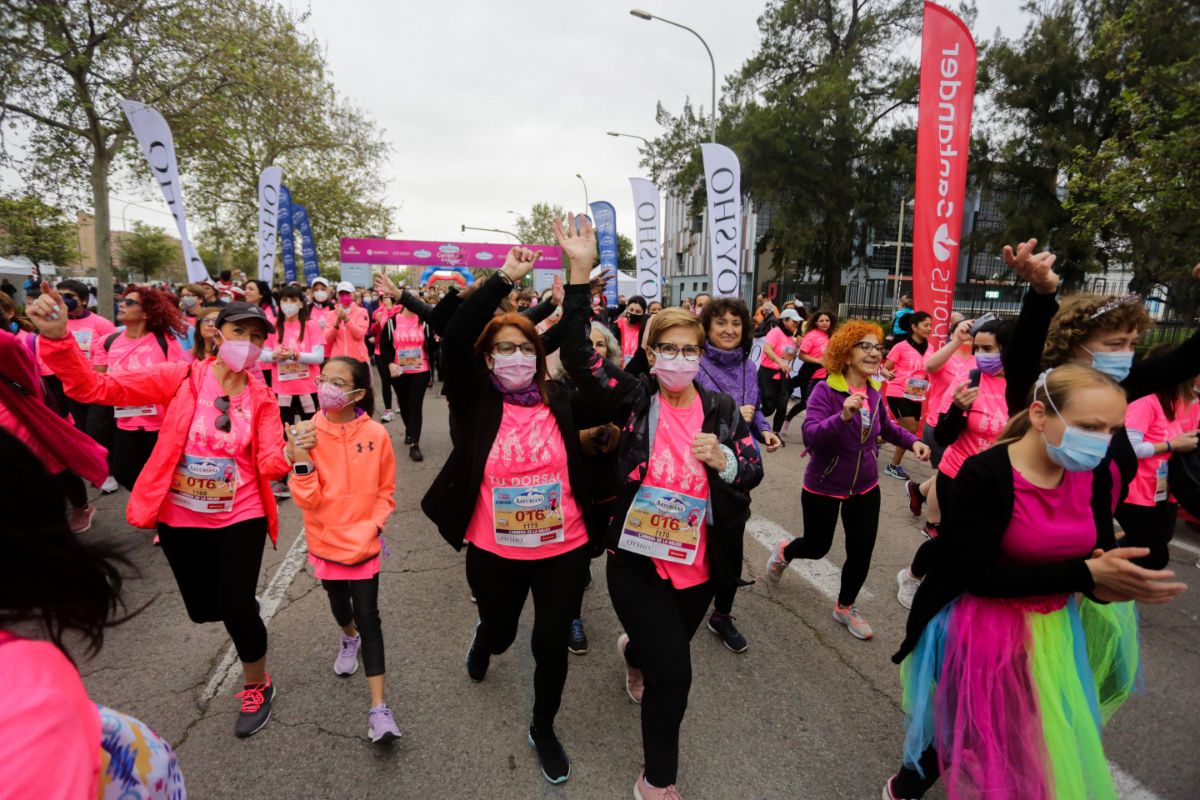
618;486;706;565
492;482;564;548
169;454;238;513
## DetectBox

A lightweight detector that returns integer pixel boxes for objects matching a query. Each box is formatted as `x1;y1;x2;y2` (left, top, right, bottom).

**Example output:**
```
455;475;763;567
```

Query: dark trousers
785;379;819;422
157;517;269;664
392;371;426;443
712;517;747;615
911;471;956;579
373;354;394;410
280;394;317;427
783;487;881;607
893;746;941;798
757;366;789;432
322;574;385;677
607;553;714;788
1115;500;1178;570
465;543;590;727
110;428;159;490
54;470;88;509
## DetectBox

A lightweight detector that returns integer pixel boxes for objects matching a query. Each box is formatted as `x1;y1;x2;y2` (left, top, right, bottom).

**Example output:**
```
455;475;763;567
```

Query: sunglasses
121;298;141;307
215;395;231;433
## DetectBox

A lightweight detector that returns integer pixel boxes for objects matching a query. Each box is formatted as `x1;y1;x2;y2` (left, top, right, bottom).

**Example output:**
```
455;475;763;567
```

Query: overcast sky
7;1;1034;249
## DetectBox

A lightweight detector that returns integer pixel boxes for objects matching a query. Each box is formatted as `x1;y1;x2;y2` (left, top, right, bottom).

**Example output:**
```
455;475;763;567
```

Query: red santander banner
912;2;976;345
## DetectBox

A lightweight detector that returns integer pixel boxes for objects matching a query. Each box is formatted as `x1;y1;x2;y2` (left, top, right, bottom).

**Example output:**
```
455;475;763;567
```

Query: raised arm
1000;240;1060;411
398;290;436;323
925;320;972;373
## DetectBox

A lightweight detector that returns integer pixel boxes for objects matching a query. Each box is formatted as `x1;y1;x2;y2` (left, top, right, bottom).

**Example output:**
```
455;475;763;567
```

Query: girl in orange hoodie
286;356;400;743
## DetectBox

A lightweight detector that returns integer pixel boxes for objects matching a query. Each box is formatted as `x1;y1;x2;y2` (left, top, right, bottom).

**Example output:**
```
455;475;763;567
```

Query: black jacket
559;284;764;591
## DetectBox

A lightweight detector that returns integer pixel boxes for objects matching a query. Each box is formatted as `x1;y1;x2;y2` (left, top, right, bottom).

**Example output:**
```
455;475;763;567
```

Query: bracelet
1165;441;1173;453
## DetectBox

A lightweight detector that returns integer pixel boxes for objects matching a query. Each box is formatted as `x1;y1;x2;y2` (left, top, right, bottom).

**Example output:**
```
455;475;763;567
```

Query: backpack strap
103;331;121;352
154;331;169;358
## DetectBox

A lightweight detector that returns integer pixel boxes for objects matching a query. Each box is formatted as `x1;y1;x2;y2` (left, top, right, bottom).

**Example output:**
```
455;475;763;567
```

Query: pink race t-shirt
269;318;323;397
937;372;1008;479
94;331;185;431
925;349;975;426
38;312;116;376
884;339;929;400
391;313;429;374
798;329;830;379
1001;468;1098;565
1124;395;1198;507
465;402;588;560
158;369;265;528
0;632;101;800
759;326;797;375
616;317;642;365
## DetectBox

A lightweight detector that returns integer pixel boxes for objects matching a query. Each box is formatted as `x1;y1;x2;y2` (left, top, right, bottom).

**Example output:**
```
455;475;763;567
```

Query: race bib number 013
618;486;706;565
492;482;565;548
169;454;238;513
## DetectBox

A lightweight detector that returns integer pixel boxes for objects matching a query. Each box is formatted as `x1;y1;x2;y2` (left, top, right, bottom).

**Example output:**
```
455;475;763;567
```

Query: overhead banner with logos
700;143;742;298
118;99;208;283
589;201;619;307
293;203;320;286
257;166;282;283
629;178;662;304
279;185;298;284
912;1;977;346
339;238;561;270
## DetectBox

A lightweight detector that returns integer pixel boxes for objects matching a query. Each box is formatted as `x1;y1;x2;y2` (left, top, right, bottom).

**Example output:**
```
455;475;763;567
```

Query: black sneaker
234;675;276;738
707;612;749;653
527;724;571;784
409;444;424;462
567;618;589;655
466;622;490;682
404;433;414;445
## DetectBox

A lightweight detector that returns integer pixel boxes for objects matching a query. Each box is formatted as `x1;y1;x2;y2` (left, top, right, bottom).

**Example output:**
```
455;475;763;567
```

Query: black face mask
63;296;79;312
628;313;644;325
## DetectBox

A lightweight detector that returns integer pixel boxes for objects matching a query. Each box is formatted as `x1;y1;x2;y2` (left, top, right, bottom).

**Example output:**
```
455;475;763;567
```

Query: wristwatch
293;461;316;476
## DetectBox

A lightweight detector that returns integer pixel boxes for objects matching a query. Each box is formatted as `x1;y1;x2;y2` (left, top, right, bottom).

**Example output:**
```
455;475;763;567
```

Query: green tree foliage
514;202;566;244
617;234;636;276
119;221;180;280
0;195;75;270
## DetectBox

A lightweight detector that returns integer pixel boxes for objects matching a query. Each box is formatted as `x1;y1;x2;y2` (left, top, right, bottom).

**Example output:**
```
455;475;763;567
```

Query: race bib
492;482;564;548
1155;460;1169;503
71;329;93;358
618;486;706;565
395;346;423;372
114;405;157;419
276;359;308;382
903;376;930;402
168;454;238;513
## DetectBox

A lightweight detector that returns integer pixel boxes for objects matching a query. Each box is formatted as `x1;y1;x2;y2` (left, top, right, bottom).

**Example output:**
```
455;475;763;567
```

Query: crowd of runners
2;217;1199;799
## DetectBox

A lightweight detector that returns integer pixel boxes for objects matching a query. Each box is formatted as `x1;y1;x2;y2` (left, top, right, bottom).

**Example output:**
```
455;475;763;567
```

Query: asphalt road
75;386;1200;799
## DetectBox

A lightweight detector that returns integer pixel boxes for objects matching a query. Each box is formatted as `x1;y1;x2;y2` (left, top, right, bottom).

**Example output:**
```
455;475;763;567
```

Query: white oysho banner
258;166;282;283
700;143;742;298
629;178;662;304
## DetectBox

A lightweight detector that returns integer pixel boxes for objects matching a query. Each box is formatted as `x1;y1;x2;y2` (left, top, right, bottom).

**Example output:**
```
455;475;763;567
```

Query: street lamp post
607;130;652;148
891;198;915;308
630;9;717;143
575;173;590;214
460;224;521;243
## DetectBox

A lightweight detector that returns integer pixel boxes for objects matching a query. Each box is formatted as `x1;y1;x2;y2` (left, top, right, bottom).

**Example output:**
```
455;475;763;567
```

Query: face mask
338;294;354;307
1082;346;1133;383
280;301;302;318
215;337;262;373
317;382;355;410
491;351;538;391
975;352;1003;375
313;290;329;303
63;296;79;312
181;295;198;310
651;355;700;391
628;313;644;325
1040;390;1112;472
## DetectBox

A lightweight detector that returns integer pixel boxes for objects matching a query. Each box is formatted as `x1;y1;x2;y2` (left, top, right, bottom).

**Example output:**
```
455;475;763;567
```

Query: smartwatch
293;462;316;476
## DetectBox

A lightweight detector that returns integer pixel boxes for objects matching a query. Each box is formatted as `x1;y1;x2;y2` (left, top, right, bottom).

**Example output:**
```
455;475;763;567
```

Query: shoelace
571;619;584;636
370;707;393;723
236;684;267;712
342;637;358;653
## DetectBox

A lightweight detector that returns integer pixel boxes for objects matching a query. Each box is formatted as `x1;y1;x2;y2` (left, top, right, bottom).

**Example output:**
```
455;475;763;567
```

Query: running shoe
381;410;394;423
527;724;571;784
233;674;276;738
404;433;414;445
334;632;361;676
368;704;401;744
409;444;423;462
921;521;940;540
904;480;924;517
706;612;748;653
832;603;874;640
616;633;643;704
271;480;291;500
896;568;920;611
568;618;589;655
882;775;915;799
68;503;97;534
634;771;682;800
780;419;791;436
466;622;490;682
764;540;790;585
100;475;119;494
885;464;910;481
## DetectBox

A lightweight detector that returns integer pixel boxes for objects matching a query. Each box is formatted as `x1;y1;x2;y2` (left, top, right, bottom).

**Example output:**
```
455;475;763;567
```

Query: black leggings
608;552;714;788
280;394;317;427
712;516;746;615
465;542;589;728
54;470;88;509
322;574;385;677
110;428;159;490
782;486;881;607
757;366;789;432
373;354;394;410
785;379;818;422
1115;500;1178;570
157;517;269;664
392;372;426;443
892;746;941;798
911;471;956;579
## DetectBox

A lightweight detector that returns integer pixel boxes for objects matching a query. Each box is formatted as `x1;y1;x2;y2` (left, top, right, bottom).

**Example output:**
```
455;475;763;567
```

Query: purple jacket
696;343;771;436
802;373;917;496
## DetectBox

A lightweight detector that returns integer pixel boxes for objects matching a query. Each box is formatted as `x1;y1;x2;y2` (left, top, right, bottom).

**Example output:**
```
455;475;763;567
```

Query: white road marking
1110;763;1164;800
1168;537;1200;556
744;516;873;602
200;528;309;703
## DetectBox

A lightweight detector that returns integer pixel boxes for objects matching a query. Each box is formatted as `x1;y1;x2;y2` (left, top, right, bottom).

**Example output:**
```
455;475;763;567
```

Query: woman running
422;245;599;786
695;296;782;653
389;301;430;462
765;320;931;640
27;287;290;738
370;293;400;422
782;308;836;432
757;307;802;433
883;310;932;481
558;214;763;800
885;364;1186;799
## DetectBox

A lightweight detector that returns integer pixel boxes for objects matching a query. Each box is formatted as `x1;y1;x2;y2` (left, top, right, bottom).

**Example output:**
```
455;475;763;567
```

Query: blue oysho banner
293;203;320;285
279;185;298;284
589;201;618;307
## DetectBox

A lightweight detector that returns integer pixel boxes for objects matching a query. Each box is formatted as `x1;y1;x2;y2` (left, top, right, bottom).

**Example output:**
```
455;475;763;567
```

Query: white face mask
312;290;329;303
280;301;302;317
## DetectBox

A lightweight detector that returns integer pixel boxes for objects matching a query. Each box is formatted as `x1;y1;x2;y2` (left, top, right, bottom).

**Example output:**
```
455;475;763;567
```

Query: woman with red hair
94;284;188;489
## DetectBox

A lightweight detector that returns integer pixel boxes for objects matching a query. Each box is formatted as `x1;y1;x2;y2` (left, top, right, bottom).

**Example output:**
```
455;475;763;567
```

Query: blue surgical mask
975;352;1003;375
1082;347;1133;383
1041;390;1112;472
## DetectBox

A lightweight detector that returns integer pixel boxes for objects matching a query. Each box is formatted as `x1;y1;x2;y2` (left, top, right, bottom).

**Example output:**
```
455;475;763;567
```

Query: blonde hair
645;307;704;348
1043;294;1151;368
995;363;1125;446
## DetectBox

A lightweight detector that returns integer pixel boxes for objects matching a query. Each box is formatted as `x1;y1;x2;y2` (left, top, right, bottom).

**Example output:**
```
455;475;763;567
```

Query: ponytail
995;409;1032;447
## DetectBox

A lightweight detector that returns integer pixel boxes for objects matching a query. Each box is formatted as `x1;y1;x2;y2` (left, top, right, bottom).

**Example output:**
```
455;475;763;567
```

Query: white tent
0;255;32;276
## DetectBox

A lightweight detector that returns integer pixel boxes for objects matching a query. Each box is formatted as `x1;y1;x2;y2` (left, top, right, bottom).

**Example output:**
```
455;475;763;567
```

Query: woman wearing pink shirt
94;285;188;490
264;286;325;427
883;310;933;481
782;309;836;432
370;294;400;422
325;280;370;361
389;305;430;462
757;308;802;433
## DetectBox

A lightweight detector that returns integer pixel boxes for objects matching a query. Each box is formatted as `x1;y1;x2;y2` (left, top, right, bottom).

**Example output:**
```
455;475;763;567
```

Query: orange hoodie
291;410;396;565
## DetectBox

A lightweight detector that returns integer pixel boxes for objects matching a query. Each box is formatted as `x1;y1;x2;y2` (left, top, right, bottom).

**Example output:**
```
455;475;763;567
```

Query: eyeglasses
214;395;231;433
653;343;703;361
492;342;538;356
199;318;218;327
853;342;884;354
121;298;140;307
315;375;352;389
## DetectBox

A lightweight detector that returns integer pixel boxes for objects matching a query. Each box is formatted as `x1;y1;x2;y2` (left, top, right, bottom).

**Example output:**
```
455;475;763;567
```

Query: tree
0;195;75;272
514;202;566;244
617;234;636;276
119;221;179;281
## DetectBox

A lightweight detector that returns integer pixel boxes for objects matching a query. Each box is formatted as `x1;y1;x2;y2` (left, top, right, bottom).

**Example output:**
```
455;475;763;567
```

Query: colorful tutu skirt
901;594;1140;799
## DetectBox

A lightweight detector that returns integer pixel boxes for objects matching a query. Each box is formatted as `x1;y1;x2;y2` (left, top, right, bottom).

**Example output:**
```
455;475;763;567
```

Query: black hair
56;279;90;300
626;295;647;312
248;279;276;315
974;318;1013;351
0;430;137;661
699;296;754;354
278;285;311;343
327;356;375;417
802;308;838;336
899;310;932;334
219;269;232;282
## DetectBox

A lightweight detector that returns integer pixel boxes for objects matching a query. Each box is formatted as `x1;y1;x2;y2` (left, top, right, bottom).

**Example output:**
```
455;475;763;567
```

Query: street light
607;130;652;147
460;224;520;242
575;173;590;213
891;198;915;308
630;9;717;142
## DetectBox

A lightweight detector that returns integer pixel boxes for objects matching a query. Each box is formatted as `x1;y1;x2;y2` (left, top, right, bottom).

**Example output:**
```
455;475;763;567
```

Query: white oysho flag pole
629;178;662;304
700;143;742;298
257;166;283;283
119;99;208;283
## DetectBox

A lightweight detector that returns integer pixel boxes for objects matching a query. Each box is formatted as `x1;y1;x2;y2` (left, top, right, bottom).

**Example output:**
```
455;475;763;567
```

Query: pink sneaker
68;503;97;534
634;771;682;799
616;633;643;704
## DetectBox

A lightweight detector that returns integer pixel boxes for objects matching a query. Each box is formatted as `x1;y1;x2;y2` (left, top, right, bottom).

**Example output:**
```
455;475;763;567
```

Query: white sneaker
832;603;873;640
764;540;790;584
100;475;119;494
896;568;920;610
381;410;394;423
